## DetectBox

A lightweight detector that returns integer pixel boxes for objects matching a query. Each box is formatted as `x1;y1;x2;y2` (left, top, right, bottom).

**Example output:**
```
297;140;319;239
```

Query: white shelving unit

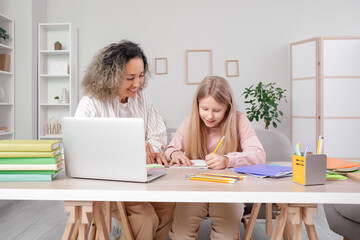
0;13;14;140
290;36;360;161
38;23;78;140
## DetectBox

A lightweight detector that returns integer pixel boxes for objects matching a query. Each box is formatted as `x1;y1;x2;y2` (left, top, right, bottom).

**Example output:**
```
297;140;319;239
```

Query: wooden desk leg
104;202;111;234
287;206;302;240
116;202;135;240
93;202;110;240
63;204;79;240
302;206;319;240
271;204;288;240
243;203;261;240
266;203;272;236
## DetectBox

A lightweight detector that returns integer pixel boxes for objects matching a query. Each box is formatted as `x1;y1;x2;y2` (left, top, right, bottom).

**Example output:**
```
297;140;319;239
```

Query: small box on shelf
0;54;10;72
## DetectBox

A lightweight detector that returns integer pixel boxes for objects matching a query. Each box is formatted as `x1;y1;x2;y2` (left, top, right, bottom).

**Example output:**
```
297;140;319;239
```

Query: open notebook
169;160;208;169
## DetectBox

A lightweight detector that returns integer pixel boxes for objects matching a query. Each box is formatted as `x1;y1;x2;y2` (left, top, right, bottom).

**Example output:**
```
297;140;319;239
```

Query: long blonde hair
186;76;238;159
82;40;149;101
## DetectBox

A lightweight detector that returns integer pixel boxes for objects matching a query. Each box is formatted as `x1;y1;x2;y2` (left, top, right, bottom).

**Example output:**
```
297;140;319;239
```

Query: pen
303;144;309;157
317;135;321;154
295;143;301;156
213;136;225;154
298;141;301;152
319;136;324;154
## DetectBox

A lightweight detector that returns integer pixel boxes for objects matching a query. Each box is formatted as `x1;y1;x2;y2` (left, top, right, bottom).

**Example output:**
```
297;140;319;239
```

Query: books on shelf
233;164;292;178
0;139;64;181
0;139;60;152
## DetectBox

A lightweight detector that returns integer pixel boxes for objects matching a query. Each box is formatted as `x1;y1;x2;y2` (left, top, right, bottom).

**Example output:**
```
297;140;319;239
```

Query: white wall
5;0;360;139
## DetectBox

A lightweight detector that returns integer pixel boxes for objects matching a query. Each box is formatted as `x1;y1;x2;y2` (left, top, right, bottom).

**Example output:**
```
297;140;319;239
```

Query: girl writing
165;76;265;239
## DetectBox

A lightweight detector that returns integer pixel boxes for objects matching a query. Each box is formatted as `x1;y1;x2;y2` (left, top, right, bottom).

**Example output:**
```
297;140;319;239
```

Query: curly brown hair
82;40;149;101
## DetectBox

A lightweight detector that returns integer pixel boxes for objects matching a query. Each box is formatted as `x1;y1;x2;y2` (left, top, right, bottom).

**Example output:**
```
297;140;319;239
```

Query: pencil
213;136;225;154
200;173;247;180
189;174;235;181
188;177;235;184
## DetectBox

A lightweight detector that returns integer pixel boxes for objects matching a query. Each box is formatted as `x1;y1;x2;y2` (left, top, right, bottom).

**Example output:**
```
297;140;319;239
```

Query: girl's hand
145;142;155;164
205;153;229;170
170;151;193;166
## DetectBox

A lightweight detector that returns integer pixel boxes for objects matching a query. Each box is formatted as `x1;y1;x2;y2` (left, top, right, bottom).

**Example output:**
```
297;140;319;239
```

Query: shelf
40;135;63;139
0;131;13;136
0;103;13;106
40;74;70;78
0;43;13;50
0;70;13;76
40;50;70;54
0;13;14;22
40;103;70;106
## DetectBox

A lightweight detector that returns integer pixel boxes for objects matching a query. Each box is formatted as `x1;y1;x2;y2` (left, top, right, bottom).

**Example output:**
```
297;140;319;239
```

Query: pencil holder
292;154;327;186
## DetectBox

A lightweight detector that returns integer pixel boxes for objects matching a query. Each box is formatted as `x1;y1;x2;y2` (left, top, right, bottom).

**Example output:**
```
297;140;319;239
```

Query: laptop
62;117;165;182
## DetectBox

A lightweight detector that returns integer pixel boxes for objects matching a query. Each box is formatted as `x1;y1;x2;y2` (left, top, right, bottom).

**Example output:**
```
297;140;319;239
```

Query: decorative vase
0;38;4;44
60;88;69;103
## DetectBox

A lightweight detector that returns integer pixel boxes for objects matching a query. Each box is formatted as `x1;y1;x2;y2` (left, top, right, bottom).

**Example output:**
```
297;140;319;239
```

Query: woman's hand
145;142;168;166
205;153;229;170
154;152;169;166
170;151;193;166
145;142;155;164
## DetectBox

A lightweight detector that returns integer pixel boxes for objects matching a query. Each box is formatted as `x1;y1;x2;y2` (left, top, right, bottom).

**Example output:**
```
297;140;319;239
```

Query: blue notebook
233;164;292;178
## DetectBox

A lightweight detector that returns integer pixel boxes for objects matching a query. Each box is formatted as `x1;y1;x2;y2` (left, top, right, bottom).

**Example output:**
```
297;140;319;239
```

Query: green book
327;172;347;180
0;139;60;152
0;169;62;175
0;147;61;158
0;153;63;164
0;169;62;182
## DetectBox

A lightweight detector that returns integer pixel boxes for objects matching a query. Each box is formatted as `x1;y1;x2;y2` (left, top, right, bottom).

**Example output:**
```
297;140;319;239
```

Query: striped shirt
74;90;167;152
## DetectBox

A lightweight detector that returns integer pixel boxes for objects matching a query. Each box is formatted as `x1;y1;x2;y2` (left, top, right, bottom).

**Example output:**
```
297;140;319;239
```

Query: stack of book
0;139;63;181
326;157;360;181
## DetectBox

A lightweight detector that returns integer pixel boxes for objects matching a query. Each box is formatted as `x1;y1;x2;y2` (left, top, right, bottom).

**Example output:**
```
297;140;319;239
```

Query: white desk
0;168;359;204
0;167;359;240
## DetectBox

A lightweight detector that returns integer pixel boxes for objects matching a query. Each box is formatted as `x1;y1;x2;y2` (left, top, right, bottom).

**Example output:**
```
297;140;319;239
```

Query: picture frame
186;49;213;84
225;60;239;77
154;58;168;75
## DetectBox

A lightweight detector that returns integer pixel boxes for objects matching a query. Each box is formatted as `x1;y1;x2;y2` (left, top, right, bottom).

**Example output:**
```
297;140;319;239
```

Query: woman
75;40;174;240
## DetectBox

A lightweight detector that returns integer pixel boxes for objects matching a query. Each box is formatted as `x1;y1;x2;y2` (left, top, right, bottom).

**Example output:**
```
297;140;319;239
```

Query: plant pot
0;38;4;44
54;42;62;50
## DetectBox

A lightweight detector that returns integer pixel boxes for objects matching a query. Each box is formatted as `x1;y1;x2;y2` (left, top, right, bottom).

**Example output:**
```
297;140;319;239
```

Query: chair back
255;129;293;162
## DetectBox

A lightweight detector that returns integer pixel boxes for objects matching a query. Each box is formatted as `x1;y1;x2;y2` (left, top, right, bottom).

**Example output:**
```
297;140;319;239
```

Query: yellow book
0;140;60;152
0;147;61;158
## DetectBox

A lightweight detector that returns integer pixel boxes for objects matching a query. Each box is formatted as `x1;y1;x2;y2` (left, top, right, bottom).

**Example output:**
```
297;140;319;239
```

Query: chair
324;204;360;240
242;129;293;240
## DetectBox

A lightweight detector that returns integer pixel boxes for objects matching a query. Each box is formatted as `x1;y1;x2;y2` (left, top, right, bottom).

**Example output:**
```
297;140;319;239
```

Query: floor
0;200;342;240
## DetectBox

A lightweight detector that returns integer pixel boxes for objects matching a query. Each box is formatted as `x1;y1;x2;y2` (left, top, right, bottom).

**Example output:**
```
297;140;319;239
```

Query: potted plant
242;82;287;129
0;27;10;44
54;41;62;50
54;96;60;103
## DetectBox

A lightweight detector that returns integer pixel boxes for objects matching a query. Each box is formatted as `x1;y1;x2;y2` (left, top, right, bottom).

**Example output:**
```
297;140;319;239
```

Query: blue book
233;164;292;178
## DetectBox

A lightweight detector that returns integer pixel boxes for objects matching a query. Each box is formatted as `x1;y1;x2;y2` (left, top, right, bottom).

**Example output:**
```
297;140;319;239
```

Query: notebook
62;117;165;182
233;164;292;178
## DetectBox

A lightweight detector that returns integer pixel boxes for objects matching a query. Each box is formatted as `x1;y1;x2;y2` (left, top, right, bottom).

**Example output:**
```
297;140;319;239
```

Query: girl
165;76;265;240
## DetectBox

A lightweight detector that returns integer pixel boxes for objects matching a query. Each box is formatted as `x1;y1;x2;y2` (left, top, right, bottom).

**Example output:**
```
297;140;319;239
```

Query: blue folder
233;164;292;178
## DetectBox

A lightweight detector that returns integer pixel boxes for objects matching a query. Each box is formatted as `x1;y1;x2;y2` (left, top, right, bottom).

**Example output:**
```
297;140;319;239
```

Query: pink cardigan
165;112;266;168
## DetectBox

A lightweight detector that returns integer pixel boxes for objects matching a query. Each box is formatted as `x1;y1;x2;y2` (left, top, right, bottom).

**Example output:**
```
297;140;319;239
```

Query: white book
0;162;63;171
169;159;208;169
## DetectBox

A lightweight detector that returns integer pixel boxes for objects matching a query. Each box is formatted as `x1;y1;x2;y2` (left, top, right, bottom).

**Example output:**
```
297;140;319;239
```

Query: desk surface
0;166;359;204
